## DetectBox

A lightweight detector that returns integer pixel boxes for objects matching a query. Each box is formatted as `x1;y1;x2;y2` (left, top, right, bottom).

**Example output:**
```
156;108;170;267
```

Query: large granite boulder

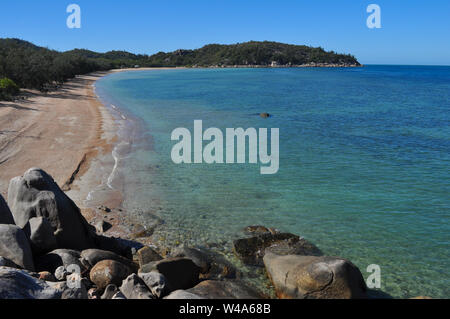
0;224;35;271
186;280;264;299
0;267;61;299
263;252;367;299
233;232;322;266
0;194;14;225
25;217;58;256
139;257;200;292
7;168;96;250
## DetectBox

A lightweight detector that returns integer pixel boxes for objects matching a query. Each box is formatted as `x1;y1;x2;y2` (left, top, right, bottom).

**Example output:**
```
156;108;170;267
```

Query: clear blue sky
1;0;449;65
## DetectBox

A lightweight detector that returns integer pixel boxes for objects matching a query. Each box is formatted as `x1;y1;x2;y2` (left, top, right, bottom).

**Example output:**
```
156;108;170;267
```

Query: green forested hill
0;39;360;99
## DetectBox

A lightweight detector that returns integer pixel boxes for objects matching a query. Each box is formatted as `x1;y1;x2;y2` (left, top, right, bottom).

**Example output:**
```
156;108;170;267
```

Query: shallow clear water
96;66;450;299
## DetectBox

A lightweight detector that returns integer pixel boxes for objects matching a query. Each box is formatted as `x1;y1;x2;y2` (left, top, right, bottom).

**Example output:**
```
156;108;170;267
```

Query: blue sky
0;0;449;65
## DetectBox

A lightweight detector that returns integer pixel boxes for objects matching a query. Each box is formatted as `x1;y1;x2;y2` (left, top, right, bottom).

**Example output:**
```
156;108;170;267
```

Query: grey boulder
80;248;138;272
25;217;58;255
35;249;84;273
120;274;154;299
0;224;34;271
263;252;367;299
0;267;61;299
7;168;96;250
138;271;168;298
0;194;14;225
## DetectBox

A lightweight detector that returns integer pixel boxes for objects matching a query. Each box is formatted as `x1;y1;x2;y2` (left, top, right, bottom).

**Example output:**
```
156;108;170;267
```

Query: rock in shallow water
263;252;367;299
0;224;35;271
0;267;61;299
233;232;322;266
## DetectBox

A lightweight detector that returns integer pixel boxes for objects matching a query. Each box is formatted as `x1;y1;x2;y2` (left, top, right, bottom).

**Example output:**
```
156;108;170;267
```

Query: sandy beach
0;72;117;200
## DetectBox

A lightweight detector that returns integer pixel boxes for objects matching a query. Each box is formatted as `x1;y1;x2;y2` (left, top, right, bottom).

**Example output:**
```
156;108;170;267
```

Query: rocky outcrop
0;224;35;271
263;252;367;299
187;280;264;299
7;168;96;250
233;232;322;266
139;257;200;292
0;194;14;225
0;267;61;299
90;259;133;290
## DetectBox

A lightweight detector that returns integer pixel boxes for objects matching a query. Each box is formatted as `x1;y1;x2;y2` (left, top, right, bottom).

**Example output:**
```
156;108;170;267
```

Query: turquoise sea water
96;66;449;299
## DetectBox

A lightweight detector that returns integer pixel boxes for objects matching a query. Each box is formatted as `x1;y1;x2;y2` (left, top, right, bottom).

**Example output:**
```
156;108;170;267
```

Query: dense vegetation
0;38;360;100
146;41;360;67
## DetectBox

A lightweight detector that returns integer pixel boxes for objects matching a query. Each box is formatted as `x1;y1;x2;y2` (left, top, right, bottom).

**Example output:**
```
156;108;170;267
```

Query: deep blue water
96;65;450;298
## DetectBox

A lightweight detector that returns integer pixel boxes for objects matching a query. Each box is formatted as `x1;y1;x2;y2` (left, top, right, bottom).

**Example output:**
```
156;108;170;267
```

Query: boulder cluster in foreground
0;168;369;299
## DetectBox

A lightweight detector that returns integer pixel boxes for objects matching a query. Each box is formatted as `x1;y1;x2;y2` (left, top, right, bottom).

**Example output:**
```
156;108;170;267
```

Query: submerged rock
233;232;322;266
263;252;367;299
7;168;97;250
0;224;35;271
0;267;61;299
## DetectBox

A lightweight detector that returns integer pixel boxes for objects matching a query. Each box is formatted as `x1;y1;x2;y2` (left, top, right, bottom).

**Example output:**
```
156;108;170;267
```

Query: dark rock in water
187;280;264;299
7;168;97;250
0;267;61;299
0;194;14;225
0;256;21;269
263;252;367;299
233;232;322;266
80;248;138;272
35;249;84;273
139;257;200;292
90;259;133;290
171;245;239;280
138;271;168;298
0;224;35;271
120;274;154;299
137;246;163;268
101;284;119;299
260;112;271;118
25;217;58;256
163;290;204;299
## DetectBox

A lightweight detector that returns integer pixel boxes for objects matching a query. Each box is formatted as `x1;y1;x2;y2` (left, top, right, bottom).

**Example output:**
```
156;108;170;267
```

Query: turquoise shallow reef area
96;65;450;298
